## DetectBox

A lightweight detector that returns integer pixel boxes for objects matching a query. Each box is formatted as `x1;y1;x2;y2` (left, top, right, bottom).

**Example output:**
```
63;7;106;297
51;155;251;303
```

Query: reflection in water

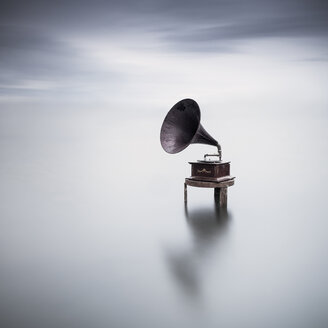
165;201;232;301
185;202;230;254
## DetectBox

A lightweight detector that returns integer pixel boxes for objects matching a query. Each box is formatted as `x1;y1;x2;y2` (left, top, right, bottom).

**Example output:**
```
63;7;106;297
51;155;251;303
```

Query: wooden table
184;177;235;206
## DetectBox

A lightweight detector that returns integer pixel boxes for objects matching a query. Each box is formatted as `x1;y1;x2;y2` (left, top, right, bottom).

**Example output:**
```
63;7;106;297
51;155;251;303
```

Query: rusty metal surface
160;98;220;154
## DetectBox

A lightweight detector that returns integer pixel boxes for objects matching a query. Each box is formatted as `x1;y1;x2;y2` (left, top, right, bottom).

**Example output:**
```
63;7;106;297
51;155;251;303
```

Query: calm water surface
0;107;328;328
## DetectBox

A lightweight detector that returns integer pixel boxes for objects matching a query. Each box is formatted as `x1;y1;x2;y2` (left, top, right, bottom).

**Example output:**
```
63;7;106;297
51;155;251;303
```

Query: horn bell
160;98;219;154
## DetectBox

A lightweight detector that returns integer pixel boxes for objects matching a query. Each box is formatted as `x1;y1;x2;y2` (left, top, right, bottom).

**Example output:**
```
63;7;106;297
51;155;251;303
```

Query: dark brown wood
185;178;233;207
187;175;234;183
214;187;220;201
185;178;234;188
219;187;228;207
189;161;230;181
184;183;187;203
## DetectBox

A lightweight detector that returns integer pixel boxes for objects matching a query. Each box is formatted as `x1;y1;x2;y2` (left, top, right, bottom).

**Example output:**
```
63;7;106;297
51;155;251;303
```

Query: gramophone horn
160;98;221;156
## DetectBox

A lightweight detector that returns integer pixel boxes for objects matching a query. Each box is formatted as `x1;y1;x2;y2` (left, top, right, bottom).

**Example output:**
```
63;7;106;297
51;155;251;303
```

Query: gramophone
160;98;235;205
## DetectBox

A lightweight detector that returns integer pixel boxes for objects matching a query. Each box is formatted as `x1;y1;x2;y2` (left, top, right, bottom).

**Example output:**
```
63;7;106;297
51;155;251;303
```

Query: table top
185;177;235;188
188;161;231;165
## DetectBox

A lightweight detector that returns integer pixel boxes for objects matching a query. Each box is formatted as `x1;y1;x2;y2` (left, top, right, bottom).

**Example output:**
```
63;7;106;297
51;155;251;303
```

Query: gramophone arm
204;144;222;161
217;144;222;161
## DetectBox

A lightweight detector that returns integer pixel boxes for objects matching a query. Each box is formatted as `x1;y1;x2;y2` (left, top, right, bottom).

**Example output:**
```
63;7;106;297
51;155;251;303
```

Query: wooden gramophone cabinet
184;161;235;206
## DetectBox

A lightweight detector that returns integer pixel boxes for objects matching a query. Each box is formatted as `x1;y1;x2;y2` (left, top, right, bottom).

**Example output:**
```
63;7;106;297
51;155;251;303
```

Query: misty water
2;1;328;324
1;101;328;328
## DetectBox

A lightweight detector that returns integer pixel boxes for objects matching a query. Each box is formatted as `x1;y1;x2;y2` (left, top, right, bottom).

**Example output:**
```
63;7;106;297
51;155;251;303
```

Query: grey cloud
1;1;328;53
164;15;328;52
0;25;122;97
0;27;78;89
1;0;328;98
2;1;328;38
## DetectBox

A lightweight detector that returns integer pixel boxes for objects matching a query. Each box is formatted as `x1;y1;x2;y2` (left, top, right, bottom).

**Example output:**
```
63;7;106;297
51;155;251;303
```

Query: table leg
184;183;187;203
214;187;227;207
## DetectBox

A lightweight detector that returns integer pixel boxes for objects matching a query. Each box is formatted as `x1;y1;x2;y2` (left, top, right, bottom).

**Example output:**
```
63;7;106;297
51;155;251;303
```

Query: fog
1;1;328;327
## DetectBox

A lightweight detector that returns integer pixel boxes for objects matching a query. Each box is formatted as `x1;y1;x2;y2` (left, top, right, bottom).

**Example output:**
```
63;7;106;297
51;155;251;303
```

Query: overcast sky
1;0;328;113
